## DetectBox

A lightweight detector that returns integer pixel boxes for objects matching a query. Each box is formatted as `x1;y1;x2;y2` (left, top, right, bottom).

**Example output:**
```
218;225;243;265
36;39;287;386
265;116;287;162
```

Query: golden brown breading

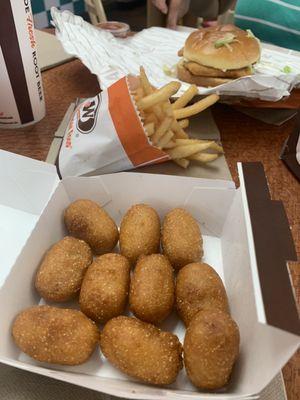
100;316;183;385
119;204;160;266
184;310;240;389
162;208;203;271
177;62;232;87
183;61;252;78
35;236;92;302
12;305;99;365
79;253;130;323
64;199;118;255
129;254;175;324
176;262;229;326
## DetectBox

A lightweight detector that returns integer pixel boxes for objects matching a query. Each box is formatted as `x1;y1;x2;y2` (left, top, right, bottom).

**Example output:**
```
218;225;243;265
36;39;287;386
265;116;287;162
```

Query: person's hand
167;0;190;29
151;0;190;29
152;0;168;15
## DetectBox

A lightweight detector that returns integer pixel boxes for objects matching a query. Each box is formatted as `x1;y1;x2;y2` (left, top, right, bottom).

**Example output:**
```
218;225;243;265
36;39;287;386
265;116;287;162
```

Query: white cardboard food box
0;149;299;400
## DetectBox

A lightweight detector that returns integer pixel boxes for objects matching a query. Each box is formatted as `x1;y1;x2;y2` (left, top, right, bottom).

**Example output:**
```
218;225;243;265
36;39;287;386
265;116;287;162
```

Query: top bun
183;25;260;70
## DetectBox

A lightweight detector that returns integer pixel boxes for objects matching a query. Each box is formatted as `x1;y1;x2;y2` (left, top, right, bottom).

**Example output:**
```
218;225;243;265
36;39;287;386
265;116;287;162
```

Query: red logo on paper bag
77;95;101;134
65;113;75;149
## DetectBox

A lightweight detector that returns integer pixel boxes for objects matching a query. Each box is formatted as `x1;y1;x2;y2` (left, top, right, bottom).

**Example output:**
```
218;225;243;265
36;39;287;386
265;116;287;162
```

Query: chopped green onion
214;33;236;48
282;65;292;73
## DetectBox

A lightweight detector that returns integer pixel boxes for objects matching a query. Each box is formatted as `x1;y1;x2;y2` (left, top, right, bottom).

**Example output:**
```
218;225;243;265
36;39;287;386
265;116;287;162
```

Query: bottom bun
177;62;232;87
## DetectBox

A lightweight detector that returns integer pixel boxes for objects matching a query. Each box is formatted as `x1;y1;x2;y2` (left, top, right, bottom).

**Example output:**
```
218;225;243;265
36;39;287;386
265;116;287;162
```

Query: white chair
84;0;107;25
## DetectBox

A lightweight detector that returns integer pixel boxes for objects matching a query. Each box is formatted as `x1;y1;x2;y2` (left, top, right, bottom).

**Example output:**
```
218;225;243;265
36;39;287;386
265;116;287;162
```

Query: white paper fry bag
58;76;169;177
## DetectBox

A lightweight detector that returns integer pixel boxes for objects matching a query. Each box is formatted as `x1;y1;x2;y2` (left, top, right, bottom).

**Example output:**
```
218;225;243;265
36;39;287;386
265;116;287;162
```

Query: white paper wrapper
58;76;169;177
51;8;300;101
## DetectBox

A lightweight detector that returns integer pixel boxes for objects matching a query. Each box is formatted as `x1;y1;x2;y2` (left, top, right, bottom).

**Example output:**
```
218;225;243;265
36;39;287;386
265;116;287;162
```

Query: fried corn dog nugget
64;199;118;255
100;316;183;385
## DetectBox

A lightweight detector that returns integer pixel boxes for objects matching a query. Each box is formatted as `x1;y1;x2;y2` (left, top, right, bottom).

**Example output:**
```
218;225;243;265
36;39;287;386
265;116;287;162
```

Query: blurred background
31;0;147;31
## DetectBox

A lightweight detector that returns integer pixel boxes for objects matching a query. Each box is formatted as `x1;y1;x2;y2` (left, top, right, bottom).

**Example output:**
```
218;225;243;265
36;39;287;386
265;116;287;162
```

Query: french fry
166;142;213;159
144;122;155;136
171;120;188;138
163;140;176;149
188;153;219;162
174;158;190;168
172;85;198;110
139;66;153;95
162;102;174;117
157;130;174;148
175;139;224;153
139;67;165;120
171;120;188;139
137;81;181;110
134;87;144;100
152;104;165;121
173;94;219;119
178;119;189;129
207;142;224;153
175;139;198;145
151;117;173;144
174;130;188;139
144;113;158;124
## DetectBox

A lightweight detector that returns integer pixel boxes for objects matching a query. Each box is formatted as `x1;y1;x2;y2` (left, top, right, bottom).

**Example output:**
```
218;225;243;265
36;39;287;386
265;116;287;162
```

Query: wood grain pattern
0;59;299;399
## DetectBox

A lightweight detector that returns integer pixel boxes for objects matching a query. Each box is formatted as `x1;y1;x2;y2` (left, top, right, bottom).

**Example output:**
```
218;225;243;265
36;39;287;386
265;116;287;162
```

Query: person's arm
151;0;234;29
151;0;190;28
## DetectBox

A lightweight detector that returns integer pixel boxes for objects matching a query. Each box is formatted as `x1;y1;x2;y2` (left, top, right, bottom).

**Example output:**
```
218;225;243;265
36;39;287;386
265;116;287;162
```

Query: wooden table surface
0;59;299;399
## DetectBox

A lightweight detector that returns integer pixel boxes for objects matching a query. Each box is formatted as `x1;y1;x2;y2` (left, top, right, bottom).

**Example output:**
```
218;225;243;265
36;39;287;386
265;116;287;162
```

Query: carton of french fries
58;68;222;177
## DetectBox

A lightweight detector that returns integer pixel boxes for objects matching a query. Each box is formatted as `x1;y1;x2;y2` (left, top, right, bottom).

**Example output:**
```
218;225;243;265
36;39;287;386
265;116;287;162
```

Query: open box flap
0;150;59;214
238;162;299;336
0;150;59;287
